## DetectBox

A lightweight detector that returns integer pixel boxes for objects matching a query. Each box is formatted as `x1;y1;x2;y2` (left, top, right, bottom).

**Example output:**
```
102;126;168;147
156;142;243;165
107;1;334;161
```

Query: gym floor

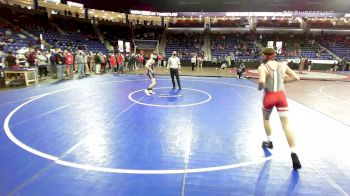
0;71;349;195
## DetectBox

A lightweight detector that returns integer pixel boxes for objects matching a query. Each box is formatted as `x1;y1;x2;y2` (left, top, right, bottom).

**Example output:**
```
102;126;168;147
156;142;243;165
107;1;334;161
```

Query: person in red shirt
157;53;162;67
109;52;117;73
26;48;37;67
89;51;95;72
65;50;74;79
137;53;144;68
198;51;204;69
117;51;123;73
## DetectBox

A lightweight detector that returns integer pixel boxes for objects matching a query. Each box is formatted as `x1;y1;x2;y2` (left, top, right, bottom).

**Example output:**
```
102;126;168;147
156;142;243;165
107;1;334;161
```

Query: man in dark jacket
5;51;17;68
53;48;65;80
26;48;37;67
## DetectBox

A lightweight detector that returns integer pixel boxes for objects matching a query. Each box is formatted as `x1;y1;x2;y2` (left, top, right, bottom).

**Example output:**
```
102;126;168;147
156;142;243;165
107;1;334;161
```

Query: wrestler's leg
262;109;273;149
278;109;301;169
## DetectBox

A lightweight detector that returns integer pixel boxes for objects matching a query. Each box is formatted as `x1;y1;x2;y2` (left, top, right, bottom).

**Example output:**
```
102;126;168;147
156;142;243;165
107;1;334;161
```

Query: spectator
307;60;313;72
75;48;86;78
191;54;197;71
4;51;17;68
88;51;95;72
157;53;162;67
36;51;48;79
26;48;37;67
94;52;103;74
109;52;117;73
117;51;123;73
124;53;130;71
53;48;65;81
65;50;74;79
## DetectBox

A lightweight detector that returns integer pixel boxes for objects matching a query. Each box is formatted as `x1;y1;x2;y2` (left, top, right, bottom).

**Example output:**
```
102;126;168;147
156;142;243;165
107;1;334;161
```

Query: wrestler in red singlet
258;47;302;170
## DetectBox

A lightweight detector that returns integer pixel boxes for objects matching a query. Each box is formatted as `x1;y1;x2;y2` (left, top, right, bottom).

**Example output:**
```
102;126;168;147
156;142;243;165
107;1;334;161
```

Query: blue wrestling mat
0;75;349;195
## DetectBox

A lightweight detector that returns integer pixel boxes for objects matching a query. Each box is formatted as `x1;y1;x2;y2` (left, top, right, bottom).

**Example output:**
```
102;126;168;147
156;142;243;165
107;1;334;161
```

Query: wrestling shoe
144;89;150;96
262;141;273;149
291;153;302;169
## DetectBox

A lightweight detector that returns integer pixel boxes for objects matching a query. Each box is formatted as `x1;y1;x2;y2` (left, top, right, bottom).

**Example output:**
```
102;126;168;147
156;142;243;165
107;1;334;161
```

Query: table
3;68;38;86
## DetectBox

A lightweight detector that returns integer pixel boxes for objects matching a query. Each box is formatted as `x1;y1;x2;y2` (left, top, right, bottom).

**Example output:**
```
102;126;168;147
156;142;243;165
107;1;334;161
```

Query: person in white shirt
167;51;182;90
36;51;48;79
191;54;197;71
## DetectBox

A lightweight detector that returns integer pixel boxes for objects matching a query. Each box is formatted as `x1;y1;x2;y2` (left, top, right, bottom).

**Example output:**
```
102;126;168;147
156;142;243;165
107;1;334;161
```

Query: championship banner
125;42;130;53
267;41;274;48
67;1;84;8
118;40;124;52
276;41;283;54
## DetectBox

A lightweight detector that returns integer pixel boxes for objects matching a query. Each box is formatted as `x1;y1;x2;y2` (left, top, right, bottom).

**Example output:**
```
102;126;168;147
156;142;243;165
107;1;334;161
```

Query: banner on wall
276;41;283;54
46;0;61;3
125;42;130;53
67;1;84;8
267;41;274;48
118;40;124;52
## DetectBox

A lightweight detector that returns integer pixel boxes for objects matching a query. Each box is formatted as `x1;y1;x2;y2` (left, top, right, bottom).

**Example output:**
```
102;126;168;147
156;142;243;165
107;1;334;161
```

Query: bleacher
134;25;164;41
211;19;249;28
211;33;259;61
308;19;350;29
316;34;350;60
168;19;204;28
257;19;300;28
307;20;334;29
134;40;158;50
260;33;333;60
51;15;108;53
0;4;108;53
98;21;132;52
165;32;204;59
0;23;38;53
0;5;43;52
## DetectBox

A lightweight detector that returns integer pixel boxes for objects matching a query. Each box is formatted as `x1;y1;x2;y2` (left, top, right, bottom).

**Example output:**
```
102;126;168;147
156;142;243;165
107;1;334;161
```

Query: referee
167;51;182;90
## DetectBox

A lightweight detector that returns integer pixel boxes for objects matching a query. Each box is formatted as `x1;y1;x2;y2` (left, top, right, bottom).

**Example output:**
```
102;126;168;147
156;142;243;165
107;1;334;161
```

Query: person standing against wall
75;48;85;79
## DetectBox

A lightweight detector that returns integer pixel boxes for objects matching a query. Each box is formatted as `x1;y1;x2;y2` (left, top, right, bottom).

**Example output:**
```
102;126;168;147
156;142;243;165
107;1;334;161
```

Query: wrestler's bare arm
258;64;267;90
145;60;153;72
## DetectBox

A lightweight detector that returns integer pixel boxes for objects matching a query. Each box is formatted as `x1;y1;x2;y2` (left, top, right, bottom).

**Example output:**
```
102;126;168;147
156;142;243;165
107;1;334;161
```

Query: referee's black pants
170;68;181;89
191;63;195;71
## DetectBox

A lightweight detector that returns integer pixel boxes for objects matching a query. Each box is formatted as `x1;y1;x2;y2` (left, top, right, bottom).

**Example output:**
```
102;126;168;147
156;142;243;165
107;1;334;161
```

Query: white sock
291;147;297;154
267;136;272;142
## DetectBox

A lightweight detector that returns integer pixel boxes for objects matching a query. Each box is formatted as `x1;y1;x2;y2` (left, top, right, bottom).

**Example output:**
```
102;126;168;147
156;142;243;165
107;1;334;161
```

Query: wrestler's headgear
261;47;276;56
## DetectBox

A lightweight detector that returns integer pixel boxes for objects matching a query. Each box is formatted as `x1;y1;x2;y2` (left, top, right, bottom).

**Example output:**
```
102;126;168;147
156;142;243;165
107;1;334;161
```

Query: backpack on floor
9;79;25;86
